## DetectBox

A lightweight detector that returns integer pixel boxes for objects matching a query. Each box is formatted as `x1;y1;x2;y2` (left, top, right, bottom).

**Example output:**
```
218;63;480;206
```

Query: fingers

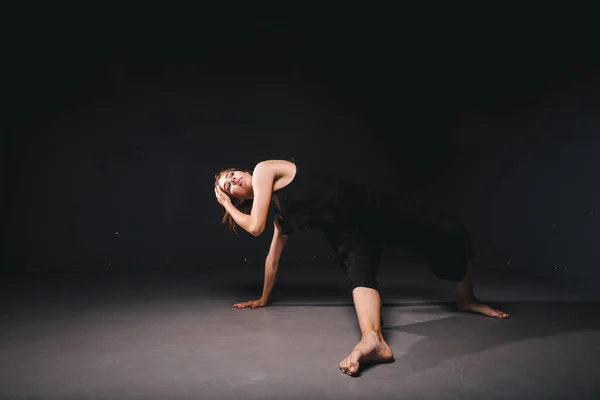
232;301;262;309
214;185;230;206
214;186;224;205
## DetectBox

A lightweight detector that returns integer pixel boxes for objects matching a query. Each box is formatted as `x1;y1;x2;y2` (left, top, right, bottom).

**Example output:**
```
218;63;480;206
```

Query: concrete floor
1;261;599;400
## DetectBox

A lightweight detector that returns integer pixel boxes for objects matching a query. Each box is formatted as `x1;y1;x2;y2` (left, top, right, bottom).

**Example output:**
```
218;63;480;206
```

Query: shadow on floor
224;280;450;304
374;301;600;376
225;280;600;378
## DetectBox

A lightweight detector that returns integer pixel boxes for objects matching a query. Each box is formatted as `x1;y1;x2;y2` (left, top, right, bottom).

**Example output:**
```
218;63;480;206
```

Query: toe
339;357;359;376
339;359;349;374
490;308;509;318
458;301;510;319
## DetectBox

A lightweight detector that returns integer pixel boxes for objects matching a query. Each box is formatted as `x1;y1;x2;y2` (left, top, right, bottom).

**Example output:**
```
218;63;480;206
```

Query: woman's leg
326;226;395;376
405;207;509;319
339;287;395;376
455;259;509;318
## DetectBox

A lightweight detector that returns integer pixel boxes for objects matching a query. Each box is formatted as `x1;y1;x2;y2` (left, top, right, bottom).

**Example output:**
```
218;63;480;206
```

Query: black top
272;161;340;235
271;159;475;281
272;159;409;236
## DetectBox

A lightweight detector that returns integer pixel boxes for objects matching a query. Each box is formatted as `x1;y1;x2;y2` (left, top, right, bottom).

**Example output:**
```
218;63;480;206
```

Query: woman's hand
214;184;232;207
232;298;268;309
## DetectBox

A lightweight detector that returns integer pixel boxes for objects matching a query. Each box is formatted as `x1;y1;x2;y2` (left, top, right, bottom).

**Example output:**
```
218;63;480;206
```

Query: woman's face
217;170;253;201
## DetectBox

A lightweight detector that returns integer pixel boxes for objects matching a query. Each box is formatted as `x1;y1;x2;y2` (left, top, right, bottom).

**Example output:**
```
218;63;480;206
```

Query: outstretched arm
233;218;289;309
216;161;276;236
259;218;288;303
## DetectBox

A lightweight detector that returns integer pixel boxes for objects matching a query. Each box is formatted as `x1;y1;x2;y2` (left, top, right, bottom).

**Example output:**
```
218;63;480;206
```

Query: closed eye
226;172;233;192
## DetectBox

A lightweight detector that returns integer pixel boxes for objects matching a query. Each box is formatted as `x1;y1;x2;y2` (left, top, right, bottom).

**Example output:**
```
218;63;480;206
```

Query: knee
349;280;379;292
343;253;379;291
351;286;381;297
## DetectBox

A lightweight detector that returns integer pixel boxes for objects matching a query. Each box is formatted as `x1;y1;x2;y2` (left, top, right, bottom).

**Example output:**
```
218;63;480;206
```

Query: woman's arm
260;218;288;302
219;161;279;236
232;218;289;309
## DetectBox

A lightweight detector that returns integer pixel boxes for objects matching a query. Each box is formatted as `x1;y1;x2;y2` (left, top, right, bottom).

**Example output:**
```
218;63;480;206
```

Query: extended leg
326;226;396;376
338;287;395;376
455;259;509;318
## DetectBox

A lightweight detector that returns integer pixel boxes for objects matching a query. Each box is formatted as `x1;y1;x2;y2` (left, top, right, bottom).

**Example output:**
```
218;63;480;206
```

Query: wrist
223;201;234;212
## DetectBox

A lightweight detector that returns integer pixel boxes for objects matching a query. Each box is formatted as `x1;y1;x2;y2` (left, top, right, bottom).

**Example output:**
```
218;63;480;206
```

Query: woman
214;158;508;377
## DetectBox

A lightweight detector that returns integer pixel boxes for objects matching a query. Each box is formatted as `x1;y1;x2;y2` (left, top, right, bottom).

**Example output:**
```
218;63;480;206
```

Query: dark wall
3;5;600;285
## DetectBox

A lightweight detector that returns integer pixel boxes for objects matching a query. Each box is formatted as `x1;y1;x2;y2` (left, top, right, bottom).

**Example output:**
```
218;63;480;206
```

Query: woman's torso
271;159;342;235
270;159;401;235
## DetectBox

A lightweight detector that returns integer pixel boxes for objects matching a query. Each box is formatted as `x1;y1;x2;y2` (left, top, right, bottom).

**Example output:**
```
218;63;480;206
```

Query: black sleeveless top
272;161;340;235
271;160;475;282
272;159;402;235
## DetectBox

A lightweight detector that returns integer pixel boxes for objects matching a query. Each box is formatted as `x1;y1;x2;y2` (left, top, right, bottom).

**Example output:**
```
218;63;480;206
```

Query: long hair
214;167;254;234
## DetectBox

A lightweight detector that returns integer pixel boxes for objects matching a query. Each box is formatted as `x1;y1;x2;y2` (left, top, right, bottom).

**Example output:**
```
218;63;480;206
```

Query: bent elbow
250;224;265;237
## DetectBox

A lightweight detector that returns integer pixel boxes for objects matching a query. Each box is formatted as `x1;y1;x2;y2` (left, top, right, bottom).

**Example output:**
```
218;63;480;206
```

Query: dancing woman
214;159;508;377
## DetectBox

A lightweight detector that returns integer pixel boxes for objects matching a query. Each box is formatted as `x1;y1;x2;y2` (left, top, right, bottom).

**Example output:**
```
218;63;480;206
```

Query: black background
3;3;600;286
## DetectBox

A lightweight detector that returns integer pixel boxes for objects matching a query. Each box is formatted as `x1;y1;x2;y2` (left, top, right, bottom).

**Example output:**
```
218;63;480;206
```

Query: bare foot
339;332;394;377
457;297;509;319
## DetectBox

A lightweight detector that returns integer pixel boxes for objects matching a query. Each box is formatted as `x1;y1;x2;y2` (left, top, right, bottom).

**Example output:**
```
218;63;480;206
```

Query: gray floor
1;261;599;400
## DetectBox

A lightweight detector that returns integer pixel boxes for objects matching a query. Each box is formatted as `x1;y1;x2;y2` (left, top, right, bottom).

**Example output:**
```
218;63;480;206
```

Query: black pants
325;225;383;292
324;205;475;292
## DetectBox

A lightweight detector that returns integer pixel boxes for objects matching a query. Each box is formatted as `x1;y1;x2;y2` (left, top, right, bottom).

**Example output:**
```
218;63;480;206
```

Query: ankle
456;282;474;295
361;330;382;341
457;289;477;302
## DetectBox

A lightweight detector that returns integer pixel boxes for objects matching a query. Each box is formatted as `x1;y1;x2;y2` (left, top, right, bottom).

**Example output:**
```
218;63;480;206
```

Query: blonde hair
214;167;254;234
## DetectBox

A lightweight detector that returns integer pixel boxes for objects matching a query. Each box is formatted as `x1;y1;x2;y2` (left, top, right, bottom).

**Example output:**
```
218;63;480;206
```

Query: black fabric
272;162;339;235
273;159;475;289
324;224;383;291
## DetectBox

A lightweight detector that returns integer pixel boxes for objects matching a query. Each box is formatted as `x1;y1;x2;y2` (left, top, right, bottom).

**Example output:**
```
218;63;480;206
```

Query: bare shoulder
254;160;296;179
254;160;297;192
